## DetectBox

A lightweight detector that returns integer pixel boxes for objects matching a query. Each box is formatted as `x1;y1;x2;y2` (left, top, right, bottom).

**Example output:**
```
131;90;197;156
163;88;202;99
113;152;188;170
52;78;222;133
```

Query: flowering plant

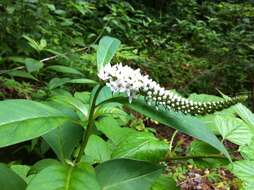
98;63;246;115
0;36;250;190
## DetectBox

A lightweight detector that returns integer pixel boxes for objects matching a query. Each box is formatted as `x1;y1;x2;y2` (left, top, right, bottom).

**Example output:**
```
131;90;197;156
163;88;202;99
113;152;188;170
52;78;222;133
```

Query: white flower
98;63;246;115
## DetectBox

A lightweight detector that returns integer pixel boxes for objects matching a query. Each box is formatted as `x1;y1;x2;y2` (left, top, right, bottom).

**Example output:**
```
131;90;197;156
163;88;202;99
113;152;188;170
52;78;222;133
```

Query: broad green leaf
28;159;60;175
95;86;113;104
229;160;254;188
95;102;130;125
27;163;101;190
189;140;228;168
99;97;231;160
235;104;254;130
215;115;253;145
24;58;44;73
83;135;111;164
39;39;47;50
43;122;83;161
27;158;59;175
95;117;136;145
51;95;89;118
8;57;43;73
96;159;162;190
240;141;254;160
7;70;37;80
48;77;97;90
23;35;42;52
112;132;168;162
47;65;84;76
74;91;91;104
220;93;254;130
10;165;31;183
0;100;69;147
128;98;230;159
151;175;179;190
97;36;121;70
48;78;71;90
190;140;219;156
0;163;26;190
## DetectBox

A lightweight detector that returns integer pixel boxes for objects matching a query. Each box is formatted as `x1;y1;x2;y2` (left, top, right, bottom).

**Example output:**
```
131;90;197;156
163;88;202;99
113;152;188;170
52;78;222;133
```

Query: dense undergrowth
0;1;254;190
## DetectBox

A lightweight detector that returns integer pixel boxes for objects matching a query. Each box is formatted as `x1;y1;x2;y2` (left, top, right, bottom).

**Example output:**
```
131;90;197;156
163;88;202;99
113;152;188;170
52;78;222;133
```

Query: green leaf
48;77;97;90
68;78;98;85
112;132;168;162
96;159;162;190
51;95;89;118
95;102;130;125
97;36;121;70
100;97;231;160
23;35;43;52
7;70;37;80
0;100;69;147
131;98;230;159
83;135;111;164
8;57;43;73
95;86;113;104
151;175;179;190
189;140;228;168
43;122;83;161
96;116;136;145
10;165;31;183
26;163;101;190
190;140;220;156
229;160;254;188
240;141;254;160
28;159;60;175
215;115;253;145
235;104;254;130
0;163;26;190
47;65;84;76
74;91;91;104
24;58;44;73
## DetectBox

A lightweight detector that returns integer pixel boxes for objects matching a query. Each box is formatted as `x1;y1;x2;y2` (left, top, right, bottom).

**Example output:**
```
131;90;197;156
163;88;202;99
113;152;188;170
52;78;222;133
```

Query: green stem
166;154;240;161
169;130;178;152
75;85;104;164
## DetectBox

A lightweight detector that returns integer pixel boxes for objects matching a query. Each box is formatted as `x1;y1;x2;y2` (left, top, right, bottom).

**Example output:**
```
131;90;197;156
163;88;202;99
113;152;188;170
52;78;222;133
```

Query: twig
169;130;178;152
39;19;111;63
166;154;240;161
40;47;89;63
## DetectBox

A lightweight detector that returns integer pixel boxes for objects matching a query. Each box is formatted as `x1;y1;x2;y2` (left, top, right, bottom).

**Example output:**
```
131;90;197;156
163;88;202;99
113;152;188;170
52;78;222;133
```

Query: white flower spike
98;63;247;115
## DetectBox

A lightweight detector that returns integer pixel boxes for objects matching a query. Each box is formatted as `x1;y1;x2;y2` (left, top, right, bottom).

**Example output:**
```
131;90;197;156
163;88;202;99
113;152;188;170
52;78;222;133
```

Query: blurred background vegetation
0;0;253;106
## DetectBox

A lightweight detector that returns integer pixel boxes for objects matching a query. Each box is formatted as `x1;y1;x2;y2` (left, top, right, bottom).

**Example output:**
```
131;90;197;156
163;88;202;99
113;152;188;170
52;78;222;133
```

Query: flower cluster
98;63;247;115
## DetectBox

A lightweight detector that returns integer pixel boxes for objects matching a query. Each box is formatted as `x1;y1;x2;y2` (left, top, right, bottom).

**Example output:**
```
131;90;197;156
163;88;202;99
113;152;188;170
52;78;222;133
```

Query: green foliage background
0;0;252;98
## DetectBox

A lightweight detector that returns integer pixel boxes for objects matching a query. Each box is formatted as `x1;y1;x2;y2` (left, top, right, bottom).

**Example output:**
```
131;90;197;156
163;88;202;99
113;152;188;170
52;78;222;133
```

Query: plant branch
75;85;104;164
40;20;111;63
169;130;178;152
166;154;240;161
40;47;89;63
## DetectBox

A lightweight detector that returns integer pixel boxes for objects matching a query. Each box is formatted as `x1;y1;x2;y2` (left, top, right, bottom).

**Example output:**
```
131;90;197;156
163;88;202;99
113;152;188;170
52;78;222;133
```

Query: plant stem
166;154;240;161
75;85;104;164
169;130;178;152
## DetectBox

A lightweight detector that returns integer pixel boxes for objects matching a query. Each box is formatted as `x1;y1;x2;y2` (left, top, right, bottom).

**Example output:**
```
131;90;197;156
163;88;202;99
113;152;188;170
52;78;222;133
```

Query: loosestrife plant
0;36;250;190
98;63;246;115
